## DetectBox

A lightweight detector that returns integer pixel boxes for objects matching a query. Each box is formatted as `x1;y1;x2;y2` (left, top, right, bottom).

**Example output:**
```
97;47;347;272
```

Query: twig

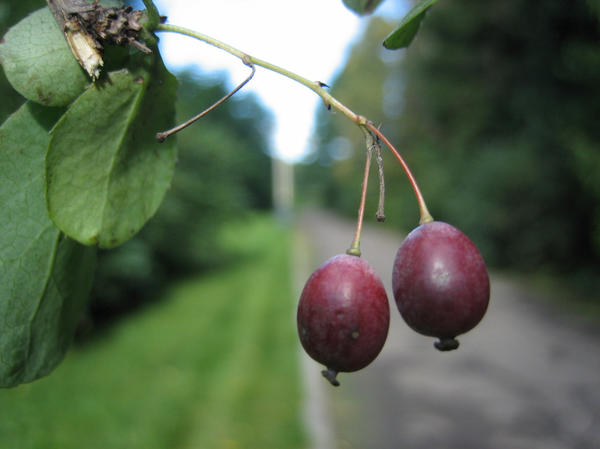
156;59;256;142
156;23;362;125
154;22;433;224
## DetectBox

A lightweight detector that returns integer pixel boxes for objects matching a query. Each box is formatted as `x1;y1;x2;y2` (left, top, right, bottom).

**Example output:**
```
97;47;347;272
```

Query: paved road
294;209;600;449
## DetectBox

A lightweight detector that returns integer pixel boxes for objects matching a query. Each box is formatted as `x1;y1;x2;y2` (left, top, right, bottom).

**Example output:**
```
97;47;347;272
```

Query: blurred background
300;0;600;298
1;0;599;448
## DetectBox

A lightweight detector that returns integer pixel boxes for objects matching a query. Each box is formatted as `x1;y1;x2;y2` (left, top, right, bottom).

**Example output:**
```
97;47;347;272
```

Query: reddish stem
365;122;433;224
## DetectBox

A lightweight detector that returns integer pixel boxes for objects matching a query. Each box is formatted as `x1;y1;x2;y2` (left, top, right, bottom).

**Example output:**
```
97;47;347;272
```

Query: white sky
151;0;406;162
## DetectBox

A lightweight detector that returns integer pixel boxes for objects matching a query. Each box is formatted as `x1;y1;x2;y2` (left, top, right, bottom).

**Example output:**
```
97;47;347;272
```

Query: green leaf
383;0;439;49
46;55;178;249
0;8;89;107
342;0;386;15
0;102;96;388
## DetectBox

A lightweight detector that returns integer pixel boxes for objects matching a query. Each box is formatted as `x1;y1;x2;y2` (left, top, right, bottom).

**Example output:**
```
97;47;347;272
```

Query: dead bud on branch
46;0;152;79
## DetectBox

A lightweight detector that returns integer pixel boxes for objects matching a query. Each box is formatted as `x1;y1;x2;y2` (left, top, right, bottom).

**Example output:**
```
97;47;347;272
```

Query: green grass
0;215;307;449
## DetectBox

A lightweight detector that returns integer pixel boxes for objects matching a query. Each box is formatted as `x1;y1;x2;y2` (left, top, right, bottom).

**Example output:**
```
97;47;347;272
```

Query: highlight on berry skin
392;221;490;351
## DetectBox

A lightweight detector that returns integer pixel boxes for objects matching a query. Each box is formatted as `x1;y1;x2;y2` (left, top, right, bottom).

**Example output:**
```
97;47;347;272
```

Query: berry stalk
347;138;373;256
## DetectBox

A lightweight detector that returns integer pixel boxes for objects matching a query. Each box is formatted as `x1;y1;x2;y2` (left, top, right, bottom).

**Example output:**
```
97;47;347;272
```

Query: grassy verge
0;215;306;449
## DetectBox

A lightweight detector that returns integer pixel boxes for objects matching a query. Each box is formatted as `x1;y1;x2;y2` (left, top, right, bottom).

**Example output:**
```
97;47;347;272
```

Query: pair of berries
297;221;490;386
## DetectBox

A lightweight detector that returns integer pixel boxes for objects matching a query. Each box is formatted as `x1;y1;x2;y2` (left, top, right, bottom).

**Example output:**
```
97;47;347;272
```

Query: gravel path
295;209;600;449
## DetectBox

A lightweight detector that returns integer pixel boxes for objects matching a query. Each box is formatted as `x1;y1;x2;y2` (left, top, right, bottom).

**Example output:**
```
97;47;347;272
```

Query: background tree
300;0;600;295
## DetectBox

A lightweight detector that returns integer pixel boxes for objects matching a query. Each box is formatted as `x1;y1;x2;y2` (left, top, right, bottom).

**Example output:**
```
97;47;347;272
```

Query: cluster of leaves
303;0;600;295
0;0;436;388
0;0;177;387
0;0;276;387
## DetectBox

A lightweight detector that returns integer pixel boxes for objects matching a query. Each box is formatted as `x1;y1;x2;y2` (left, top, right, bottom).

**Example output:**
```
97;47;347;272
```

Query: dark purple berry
392;221;490;350
297;254;390;386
